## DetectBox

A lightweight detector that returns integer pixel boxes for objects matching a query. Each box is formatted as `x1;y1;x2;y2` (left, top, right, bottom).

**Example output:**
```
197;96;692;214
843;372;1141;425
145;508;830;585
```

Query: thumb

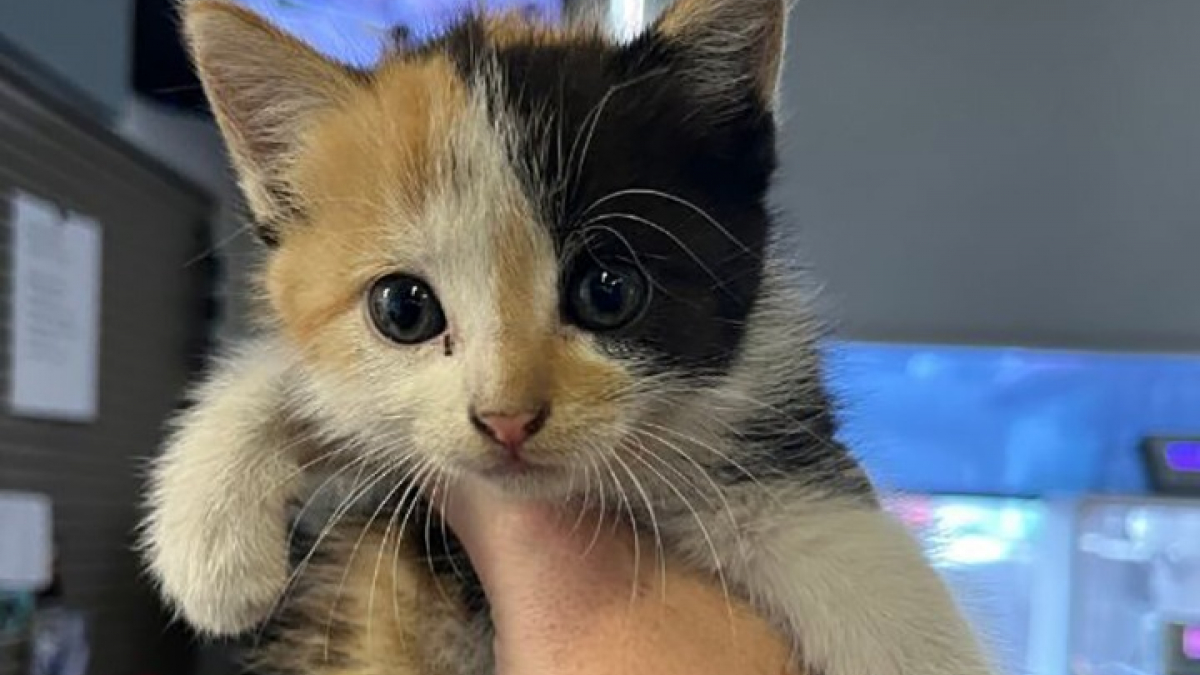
440;477;637;626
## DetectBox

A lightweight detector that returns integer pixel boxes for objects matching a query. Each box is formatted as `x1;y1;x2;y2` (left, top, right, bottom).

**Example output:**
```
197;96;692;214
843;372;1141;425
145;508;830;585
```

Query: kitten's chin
464;458;577;500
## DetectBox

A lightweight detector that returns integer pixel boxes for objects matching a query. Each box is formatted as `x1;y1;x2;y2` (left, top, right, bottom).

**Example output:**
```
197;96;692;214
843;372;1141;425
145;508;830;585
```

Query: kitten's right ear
649;0;786;116
183;1;360;242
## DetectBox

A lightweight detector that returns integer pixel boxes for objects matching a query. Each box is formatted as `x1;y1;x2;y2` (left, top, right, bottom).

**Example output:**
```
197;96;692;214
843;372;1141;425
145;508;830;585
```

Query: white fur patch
140;340;308;635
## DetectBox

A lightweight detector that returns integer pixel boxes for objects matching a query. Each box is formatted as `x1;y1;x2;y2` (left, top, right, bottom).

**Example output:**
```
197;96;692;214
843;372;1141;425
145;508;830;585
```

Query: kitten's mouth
477;452;557;477
468;453;570;495
480;461;552;479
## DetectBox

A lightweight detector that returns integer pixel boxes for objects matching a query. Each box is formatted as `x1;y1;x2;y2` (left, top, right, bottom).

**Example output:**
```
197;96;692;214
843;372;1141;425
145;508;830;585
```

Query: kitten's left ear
183;0;361;242
651;0;787;113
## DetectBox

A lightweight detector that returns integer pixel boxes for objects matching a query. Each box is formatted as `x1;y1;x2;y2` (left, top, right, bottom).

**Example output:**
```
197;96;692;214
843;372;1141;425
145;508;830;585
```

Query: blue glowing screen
1165;440;1200;474
827;342;1200;495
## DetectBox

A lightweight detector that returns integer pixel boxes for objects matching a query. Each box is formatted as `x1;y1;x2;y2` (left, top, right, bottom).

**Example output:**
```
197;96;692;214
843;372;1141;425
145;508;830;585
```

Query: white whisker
366;458;432;646
578;186;756;261
597;449;640;611
627;437;735;630
321;459;402;660
610;449;667;603
578;211;737;297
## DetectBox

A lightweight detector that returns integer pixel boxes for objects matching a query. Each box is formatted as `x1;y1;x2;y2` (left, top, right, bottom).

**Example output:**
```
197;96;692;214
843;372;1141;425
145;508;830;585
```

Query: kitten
142;1;998;674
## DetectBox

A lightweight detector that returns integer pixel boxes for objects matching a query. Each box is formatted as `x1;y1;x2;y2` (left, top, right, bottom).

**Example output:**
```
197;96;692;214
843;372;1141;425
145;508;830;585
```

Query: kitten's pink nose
470;406;550;456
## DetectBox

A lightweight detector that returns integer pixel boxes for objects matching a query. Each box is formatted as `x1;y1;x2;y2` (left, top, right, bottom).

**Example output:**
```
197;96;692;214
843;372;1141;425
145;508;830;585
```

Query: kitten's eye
367;274;447;345
567;263;648;331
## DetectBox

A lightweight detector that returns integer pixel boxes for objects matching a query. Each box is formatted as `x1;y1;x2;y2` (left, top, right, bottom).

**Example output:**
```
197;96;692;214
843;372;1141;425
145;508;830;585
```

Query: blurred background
0;0;1197;674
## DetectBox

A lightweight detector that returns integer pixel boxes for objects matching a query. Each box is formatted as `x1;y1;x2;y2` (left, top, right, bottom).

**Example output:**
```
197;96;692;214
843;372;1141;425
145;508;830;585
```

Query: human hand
443;478;794;675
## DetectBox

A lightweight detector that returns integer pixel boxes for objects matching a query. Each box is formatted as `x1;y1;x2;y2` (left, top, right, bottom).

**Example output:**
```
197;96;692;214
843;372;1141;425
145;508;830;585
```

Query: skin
443;478;796;675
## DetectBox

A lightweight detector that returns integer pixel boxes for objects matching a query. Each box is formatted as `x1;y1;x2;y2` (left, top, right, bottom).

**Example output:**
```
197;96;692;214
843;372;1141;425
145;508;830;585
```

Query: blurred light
238;0;389;66
890;495;934;529
1184;626;1200;660
1165;440;1200;473
608;0;645;42
1078;533;1148;562
934;502;986;529
998;506;1029;539
236;0;563;66
1126;508;1150;542
905;352;943;379
938;534;1011;566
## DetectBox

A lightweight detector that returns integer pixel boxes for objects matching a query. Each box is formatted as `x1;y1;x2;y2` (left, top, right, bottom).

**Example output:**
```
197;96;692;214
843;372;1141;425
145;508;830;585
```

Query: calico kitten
142;1;998;674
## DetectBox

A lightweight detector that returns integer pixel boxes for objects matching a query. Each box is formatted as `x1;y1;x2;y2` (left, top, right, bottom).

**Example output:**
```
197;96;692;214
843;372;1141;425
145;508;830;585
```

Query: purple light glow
1164;441;1200;474
238;0;563;67
1184;626;1200;660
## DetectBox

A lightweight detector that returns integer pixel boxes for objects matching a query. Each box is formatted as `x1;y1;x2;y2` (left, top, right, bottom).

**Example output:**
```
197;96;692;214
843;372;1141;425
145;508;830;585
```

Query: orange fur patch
265;55;469;364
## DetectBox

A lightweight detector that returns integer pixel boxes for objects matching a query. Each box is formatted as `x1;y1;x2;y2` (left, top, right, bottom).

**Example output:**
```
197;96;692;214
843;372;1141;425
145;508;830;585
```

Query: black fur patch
435;22;777;376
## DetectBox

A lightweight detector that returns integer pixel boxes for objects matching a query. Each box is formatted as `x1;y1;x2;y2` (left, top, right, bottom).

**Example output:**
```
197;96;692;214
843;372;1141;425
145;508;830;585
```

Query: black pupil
386;282;429;329
370;275;444;344
571;264;644;331
588;270;628;316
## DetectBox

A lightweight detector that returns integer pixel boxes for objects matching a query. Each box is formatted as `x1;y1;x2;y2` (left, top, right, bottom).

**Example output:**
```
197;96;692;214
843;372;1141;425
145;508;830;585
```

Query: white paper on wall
7;191;102;422
0;491;53;591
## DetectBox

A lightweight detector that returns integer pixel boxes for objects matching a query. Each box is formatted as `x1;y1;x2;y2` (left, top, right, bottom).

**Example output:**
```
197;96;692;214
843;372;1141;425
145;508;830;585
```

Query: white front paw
140;339;304;635
145;511;288;635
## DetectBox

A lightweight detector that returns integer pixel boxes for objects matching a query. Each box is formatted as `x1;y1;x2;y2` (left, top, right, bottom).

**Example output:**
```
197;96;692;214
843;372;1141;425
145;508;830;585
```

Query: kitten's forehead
439;19;775;371
276;42;558;346
280;17;616;322
275;13;775;373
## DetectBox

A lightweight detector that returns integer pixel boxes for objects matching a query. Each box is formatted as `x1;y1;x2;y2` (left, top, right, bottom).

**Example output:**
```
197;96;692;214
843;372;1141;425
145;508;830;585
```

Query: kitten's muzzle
469;404;550;459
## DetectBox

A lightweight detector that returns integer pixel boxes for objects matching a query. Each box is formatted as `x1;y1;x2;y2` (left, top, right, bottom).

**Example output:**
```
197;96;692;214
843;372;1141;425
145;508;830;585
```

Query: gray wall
119;98;260;343
0;52;210;675
0;0;255;344
0;0;132;115
777;0;1200;352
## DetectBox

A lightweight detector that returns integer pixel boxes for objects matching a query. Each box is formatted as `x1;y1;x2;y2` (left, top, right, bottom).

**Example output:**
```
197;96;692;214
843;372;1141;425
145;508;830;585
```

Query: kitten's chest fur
262;471;853;675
